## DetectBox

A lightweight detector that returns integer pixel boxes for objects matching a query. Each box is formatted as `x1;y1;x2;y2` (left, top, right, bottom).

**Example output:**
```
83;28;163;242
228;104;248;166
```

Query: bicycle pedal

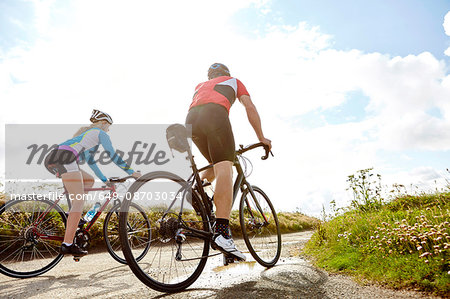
73;256;82;262
223;254;235;266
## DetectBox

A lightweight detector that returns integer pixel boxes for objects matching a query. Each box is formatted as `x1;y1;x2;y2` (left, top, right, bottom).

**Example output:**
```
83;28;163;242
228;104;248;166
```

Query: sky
1;0;450;215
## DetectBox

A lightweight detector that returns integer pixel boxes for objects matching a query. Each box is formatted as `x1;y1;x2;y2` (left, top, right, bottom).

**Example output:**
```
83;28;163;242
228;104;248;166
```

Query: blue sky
1;1;450;215
233;0;450;58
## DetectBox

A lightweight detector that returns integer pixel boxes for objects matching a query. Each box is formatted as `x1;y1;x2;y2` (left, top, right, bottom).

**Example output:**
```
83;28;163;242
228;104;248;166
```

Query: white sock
62;242;73;246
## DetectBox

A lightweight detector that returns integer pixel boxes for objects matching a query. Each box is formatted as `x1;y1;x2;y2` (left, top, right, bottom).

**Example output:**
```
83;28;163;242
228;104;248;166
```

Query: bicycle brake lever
261;145;272;160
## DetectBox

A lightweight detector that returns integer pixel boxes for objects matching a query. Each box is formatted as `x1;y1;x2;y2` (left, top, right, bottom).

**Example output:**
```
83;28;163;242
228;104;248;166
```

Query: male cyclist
185;63;271;261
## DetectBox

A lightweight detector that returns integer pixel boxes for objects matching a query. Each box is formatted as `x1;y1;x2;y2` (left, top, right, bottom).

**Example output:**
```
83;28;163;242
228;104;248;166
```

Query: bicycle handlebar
236;142;274;160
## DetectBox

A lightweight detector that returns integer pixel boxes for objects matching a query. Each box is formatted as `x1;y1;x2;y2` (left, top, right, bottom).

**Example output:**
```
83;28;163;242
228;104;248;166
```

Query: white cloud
383;167;448;195
443;11;450;55
443;11;450;36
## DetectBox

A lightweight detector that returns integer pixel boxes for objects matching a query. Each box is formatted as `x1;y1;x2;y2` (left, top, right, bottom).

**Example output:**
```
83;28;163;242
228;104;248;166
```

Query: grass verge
303;192;450;296
0;192;6;206
0;193;318;249
85;210;319;247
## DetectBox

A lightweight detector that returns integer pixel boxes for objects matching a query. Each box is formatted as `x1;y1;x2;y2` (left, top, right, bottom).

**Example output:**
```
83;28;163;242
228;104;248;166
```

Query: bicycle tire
119;171;210;293
239;186;281;267
0;197;66;278
103;202;151;264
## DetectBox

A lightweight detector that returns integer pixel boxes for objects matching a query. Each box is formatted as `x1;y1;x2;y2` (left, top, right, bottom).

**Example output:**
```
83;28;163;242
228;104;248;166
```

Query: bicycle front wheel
119;171;210;293
103;202;151;264
0;197;66;278
239;186;281;267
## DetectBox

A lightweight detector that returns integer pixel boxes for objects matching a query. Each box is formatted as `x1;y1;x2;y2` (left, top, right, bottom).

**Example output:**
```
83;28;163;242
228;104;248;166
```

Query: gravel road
0;231;442;299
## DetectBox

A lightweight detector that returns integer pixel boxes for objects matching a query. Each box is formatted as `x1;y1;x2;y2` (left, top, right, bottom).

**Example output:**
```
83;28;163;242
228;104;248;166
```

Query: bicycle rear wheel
0;197;66;278
104;202;151;264
119;171;210;293
239;186;281;267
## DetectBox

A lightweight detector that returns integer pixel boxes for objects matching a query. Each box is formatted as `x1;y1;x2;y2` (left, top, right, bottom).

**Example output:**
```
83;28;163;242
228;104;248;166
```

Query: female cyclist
44;109;141;256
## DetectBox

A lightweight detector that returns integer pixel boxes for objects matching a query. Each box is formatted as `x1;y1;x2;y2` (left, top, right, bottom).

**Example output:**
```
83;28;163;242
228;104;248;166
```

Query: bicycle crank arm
176;252;222;262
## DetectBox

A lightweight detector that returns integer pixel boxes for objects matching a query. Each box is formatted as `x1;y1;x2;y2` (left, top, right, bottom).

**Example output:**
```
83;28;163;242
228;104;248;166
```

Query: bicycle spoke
240;186;281;267
0;199;65;278
38;214;57;229
118;171;210;292
4;211;28;232
39;239;61;255
0;239;22;259
33;246;47;260
103;201;151;264
3;245;24;264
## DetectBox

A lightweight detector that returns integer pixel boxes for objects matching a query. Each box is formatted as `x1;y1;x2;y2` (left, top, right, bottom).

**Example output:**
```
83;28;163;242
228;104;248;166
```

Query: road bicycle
0;176;151;279
119;125;281;293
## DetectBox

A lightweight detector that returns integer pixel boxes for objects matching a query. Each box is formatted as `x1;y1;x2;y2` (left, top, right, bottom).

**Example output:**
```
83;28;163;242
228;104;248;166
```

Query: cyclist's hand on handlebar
132;171;142;179
259;137;272;151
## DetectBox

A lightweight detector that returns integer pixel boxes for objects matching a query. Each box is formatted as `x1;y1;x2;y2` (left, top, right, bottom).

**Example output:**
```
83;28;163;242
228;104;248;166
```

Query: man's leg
213;161;233;219
212;161;246;261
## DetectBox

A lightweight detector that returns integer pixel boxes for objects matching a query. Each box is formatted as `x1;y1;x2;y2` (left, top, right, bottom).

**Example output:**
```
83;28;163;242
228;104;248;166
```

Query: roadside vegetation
303;168;450;296
0;192;5;206
0;190;318;249
85;209;319;248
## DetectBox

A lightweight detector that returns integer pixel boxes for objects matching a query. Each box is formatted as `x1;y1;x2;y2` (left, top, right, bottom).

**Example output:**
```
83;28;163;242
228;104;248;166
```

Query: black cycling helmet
90;109;113;124
207;63;230;80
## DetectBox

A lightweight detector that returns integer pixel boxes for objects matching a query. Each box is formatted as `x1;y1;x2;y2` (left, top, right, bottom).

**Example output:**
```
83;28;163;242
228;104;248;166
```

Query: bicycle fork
243;184;270;226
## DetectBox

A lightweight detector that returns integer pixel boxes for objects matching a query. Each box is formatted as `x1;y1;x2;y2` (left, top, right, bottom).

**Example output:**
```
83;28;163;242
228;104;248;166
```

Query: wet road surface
0;231;439;298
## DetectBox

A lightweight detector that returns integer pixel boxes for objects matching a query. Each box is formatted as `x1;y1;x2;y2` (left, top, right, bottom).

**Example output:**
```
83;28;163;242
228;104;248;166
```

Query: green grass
0;192;6;206
0;196;317;249
304;192;450;296
230;210;318;237
72;209;319;249
82;209;318;246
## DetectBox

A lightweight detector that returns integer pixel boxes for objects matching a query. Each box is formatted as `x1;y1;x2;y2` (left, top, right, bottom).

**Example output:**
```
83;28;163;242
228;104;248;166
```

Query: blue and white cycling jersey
59;128;133;182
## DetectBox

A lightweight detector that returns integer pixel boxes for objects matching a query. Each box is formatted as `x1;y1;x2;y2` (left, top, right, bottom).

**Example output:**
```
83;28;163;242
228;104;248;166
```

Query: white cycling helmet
90;109;113;124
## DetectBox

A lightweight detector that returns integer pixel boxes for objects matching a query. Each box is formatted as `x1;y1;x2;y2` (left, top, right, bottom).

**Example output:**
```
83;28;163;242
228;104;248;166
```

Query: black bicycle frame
186;145;269;227
158;143;272;256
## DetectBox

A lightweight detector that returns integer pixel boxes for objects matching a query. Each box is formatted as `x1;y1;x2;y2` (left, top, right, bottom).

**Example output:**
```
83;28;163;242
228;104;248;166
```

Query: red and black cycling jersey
189;76;250;113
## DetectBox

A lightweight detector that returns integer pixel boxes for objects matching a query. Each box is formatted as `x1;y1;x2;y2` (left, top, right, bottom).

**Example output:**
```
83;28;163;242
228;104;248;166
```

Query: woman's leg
62;171;85;244
80;169;95;189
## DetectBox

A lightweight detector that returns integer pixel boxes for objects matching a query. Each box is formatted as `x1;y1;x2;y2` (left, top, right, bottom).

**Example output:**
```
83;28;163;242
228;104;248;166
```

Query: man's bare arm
239;95;272;150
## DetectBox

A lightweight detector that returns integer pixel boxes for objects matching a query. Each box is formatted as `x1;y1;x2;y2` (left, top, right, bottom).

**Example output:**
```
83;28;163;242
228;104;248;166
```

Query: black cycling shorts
44;149;79;177
185;103;235;164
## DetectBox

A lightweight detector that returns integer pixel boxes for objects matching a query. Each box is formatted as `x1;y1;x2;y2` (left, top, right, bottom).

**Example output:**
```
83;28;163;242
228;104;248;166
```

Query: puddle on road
213;260;257;273
193;256;312;292
194;255;266;287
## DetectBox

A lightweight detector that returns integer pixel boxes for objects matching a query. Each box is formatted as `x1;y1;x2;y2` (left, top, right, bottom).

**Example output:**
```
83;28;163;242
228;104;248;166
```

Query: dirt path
0;231;441;299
